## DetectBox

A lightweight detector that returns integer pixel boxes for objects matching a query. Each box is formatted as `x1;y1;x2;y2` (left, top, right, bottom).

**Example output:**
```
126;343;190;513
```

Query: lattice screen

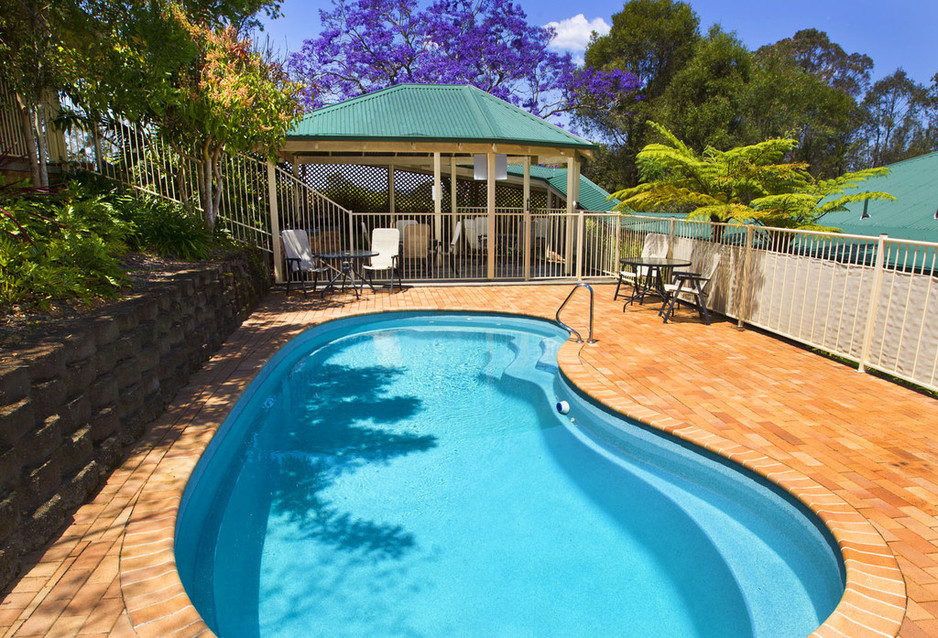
297;162;558;212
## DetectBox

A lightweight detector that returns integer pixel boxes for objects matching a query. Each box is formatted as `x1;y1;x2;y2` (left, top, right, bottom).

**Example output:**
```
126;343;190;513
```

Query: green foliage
0;181;130;310
749;168;896;230
610;122;895;230
858;70;937;167
579;0;700;187
116;195;213;260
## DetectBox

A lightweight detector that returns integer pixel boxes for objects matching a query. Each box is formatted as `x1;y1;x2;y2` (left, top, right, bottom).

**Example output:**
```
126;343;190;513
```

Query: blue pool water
176;312;845;638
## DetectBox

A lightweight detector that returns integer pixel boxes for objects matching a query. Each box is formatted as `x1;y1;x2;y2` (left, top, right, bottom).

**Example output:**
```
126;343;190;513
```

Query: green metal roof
287;84;595;151
822;151;938;242
504;165;620;211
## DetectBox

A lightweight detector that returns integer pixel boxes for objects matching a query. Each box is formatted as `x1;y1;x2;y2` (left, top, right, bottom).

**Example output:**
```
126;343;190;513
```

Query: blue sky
259;0;937;86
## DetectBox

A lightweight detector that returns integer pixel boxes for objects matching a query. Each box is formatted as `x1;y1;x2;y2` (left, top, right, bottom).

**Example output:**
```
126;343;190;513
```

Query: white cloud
545;14;611;53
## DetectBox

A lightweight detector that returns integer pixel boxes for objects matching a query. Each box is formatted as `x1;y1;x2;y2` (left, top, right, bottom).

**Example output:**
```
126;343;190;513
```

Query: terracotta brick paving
1;284;936;637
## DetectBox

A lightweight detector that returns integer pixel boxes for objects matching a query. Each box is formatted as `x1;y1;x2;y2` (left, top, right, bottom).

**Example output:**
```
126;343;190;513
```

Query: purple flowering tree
287;0;638;121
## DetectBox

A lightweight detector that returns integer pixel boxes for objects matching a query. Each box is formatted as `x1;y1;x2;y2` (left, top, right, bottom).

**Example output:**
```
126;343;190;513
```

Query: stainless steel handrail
555;283;597;343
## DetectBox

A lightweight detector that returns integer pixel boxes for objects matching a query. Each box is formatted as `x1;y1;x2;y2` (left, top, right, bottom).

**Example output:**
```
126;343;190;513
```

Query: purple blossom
287;0;640;121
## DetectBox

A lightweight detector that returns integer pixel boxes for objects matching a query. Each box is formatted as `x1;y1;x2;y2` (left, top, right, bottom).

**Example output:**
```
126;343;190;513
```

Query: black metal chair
659;256;721;325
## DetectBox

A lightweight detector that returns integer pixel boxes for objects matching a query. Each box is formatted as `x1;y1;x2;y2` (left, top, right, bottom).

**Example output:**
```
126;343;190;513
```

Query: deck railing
346;209;620;282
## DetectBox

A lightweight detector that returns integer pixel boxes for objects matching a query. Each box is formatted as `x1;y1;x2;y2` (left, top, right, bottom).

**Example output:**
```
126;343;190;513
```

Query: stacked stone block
0;251;269;591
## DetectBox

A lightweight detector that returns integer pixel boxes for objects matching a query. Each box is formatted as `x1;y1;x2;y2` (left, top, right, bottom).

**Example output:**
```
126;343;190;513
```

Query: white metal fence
3;84;936;392
620;215;938;392
340;209;620;282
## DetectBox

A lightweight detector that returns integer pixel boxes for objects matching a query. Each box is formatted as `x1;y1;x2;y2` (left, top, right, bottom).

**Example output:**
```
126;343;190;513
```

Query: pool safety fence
2;88;936;392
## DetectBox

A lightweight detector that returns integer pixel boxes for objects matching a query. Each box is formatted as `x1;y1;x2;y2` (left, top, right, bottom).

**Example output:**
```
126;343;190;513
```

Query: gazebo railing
349;209;620;282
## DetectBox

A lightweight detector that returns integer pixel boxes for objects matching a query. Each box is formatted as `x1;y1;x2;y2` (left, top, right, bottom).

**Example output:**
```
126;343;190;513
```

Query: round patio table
315;249;378;298
617;256;692;309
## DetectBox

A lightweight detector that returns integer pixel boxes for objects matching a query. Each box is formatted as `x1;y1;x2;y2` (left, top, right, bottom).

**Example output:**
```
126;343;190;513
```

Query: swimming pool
175;311;845;638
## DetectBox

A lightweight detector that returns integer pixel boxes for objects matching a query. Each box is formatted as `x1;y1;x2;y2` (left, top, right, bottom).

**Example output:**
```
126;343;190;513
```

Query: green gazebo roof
286;84;595;152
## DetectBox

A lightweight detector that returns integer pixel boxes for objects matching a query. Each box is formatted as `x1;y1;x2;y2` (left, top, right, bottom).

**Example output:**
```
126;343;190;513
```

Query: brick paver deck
1;284;935;637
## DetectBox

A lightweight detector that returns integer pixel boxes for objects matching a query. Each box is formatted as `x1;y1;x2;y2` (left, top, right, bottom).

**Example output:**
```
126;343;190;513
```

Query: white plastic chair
362;228;401;292
395;219;418;240
281;229;328;296
436;220;462;276
402;223;431;274
463;218;485;255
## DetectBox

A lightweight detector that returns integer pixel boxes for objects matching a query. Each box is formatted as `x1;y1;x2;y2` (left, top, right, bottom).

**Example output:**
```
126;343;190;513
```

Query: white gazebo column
573;156;584;280
522;156;532;280
487;153;496;279
291;158;302;229
433;152;443;246
450;155;459;235
564;156;577;276
389;164;396;216
267;160;283;283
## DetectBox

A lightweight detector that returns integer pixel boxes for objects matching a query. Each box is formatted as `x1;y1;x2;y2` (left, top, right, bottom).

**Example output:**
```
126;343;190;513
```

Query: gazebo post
267;160;283;283
565;156;577;276
389;164;396;215
433;152;443;249
523;156;531;280
487;153;496;279
450;155;458;223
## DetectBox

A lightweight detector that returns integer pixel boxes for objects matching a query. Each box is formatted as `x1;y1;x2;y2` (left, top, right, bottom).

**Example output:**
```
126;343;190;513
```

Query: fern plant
611;122;895;230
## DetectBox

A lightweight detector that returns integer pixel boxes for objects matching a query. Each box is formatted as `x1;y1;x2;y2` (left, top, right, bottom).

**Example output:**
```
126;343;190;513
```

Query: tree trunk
17;100;42;188
200;154;215;233
33;101;49;188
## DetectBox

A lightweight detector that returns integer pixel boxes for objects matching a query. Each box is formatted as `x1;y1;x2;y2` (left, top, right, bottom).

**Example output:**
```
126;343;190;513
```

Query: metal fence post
859;234;888;374
739;225;755;328
667;216;677;258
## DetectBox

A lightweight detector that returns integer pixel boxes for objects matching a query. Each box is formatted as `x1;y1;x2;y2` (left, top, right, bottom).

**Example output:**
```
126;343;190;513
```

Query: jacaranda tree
287;0;637;120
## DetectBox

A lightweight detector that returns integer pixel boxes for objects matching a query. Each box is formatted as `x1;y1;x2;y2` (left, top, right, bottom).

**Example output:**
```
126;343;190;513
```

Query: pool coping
114;296;906;638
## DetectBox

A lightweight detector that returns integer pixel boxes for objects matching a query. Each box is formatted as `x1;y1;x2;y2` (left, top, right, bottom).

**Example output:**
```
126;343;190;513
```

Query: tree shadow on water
258;362;437;560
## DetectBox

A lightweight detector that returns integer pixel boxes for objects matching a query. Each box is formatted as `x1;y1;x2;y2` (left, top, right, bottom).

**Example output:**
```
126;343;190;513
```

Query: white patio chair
435;220;462;276
614;233;670;300
395;219;418;240
362;228;401;292
360;221;370;249
463;218;485;255
281;229;329;297
402;223;431;275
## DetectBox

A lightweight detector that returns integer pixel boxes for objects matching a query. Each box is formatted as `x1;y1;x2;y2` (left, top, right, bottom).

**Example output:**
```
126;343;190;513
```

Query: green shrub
116;196;213;260
0;183;130;310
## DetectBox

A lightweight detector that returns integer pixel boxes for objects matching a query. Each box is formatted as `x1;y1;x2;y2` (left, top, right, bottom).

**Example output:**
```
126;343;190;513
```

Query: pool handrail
556;283;597;344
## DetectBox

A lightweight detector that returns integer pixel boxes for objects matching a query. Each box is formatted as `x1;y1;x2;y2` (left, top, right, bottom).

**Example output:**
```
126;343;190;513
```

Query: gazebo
272;84;613;282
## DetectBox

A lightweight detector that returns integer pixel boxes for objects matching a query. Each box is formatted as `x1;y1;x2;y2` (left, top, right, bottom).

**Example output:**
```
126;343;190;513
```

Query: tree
857;69;932;167
0;0;71;187
579;0;700;187
158;10;303;232
610;122;893;230
653;26;754;152
287;0;636;120
760;28;873;99
746;46;859;177
749;169;895;230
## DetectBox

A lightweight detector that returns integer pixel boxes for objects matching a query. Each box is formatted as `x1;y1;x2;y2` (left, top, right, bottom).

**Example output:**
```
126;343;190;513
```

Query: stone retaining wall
0;251;269;591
